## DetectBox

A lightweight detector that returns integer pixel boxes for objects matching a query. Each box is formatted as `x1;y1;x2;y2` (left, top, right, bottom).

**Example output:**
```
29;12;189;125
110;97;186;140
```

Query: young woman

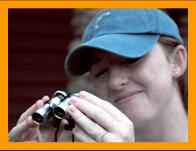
8;8;188;142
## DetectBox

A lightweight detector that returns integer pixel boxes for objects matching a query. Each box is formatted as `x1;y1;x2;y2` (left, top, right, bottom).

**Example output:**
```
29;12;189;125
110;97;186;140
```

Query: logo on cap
95;11;111;30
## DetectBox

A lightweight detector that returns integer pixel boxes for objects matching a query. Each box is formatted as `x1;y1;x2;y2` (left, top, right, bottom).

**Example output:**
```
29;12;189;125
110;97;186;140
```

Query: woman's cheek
94;81;108;99
144;70;173;109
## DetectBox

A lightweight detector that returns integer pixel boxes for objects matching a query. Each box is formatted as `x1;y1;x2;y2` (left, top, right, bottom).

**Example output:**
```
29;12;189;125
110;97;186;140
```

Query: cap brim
65;34;160;76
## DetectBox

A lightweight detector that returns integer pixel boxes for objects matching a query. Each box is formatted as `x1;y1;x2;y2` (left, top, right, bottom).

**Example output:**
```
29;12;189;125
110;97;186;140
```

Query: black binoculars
32;90;78;130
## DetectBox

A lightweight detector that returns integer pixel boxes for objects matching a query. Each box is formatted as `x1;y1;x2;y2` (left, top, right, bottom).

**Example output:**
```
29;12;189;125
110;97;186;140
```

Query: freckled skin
90;43;187;141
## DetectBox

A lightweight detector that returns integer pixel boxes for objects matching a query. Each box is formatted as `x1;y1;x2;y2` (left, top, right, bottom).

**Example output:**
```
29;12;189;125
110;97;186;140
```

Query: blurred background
8;9;188;130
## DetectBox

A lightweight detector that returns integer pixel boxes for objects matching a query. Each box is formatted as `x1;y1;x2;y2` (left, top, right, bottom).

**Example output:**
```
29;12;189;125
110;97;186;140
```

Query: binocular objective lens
54;107;65;119
32;113;44;124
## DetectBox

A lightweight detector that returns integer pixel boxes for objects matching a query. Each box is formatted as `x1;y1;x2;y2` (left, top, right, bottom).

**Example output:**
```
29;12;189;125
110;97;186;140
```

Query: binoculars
32;90;78;129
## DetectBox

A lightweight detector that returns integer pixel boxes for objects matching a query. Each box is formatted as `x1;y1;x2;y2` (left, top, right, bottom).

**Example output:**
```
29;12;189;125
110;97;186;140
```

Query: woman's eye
122;58;141;65
119;58;144;68
95;68;109;79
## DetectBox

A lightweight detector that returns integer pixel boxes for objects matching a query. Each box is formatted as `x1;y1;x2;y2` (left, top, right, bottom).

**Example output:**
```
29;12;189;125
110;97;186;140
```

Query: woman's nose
108;66;129;90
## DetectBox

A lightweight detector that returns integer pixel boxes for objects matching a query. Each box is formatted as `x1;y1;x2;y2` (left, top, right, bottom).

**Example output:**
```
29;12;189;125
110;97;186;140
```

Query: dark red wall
8;9;74;130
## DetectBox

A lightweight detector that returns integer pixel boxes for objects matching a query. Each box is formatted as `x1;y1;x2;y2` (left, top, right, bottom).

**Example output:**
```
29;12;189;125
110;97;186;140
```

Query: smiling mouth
114;91;143;103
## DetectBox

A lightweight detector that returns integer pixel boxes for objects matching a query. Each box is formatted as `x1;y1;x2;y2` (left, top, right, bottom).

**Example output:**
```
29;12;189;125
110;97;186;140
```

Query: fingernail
42;95;50;100
69;99;76;105
69;97;78;104
67;105;76;113
79;91;88;97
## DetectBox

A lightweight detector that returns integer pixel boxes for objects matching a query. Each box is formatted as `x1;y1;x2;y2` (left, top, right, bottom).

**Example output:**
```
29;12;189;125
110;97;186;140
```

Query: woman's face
89;43;177;127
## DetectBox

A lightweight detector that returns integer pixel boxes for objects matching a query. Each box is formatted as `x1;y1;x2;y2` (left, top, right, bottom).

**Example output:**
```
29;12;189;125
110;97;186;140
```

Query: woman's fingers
67;91;135;142
69;96;119;132
79;91;131;123
67;105;107;140
72;125;95;142
8;116;38;142
17;96;50;124
20;128;41;142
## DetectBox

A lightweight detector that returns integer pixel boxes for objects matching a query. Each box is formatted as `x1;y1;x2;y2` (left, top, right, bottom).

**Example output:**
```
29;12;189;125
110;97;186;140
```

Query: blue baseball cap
65;8;184;76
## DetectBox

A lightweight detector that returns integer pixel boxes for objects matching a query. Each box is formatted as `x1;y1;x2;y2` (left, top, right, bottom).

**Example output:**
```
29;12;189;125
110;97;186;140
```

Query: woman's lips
114;91;143;104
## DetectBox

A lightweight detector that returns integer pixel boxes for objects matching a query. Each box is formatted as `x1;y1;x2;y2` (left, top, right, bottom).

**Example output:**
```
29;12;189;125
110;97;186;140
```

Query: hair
158;36;188;113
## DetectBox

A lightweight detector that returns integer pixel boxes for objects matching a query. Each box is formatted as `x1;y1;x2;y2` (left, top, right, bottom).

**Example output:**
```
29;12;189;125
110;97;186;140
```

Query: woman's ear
169;44;187;78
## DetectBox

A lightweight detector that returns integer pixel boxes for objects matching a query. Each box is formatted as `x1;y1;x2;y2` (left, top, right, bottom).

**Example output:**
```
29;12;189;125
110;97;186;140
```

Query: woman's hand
67;91;135;142
8;96;64;142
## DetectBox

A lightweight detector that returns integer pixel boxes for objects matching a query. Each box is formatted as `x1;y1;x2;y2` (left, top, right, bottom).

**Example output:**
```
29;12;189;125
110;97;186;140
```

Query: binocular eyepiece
32;90;78;127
